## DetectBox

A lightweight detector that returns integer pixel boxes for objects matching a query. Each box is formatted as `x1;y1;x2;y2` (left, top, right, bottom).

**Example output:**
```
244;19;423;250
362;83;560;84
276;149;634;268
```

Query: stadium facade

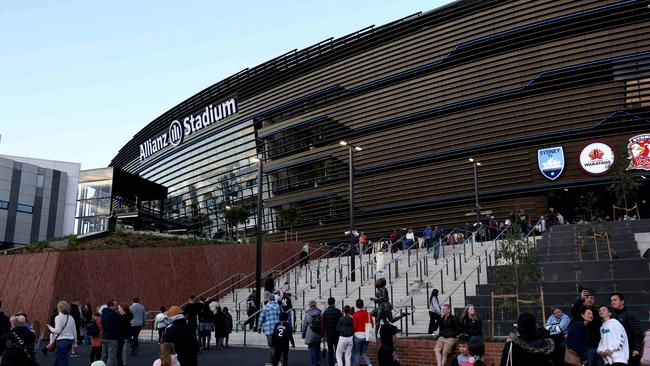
108;0;650;242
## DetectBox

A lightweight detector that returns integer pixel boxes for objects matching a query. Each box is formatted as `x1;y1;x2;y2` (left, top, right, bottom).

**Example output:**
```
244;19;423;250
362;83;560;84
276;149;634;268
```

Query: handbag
505;342;513;366
48;315;69;353
564;348;581;366
364;311;377;343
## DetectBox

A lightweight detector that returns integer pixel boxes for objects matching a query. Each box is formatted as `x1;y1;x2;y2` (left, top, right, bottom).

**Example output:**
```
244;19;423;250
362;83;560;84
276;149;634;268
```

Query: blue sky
0;1;451;169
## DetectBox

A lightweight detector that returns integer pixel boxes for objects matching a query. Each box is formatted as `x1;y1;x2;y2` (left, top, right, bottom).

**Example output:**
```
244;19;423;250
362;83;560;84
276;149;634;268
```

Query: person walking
0;315;37;366
214;306;227;350
162;305;199;366
336;305;354;366
245;291;259;331
117;304;133;366
271;312;295;366
198;301;214;350
404;229;415;251
259;294;283;365
499;312;553;366
129;297;146;356
611;293;643;366
153;307;168;344
101;300;121;366
423;225;433;253
597;305;629;365
300;244;310;267
434;304;460;366
183;296;201;343
70;298;83;349
89;311;103;363
352;299;373;366
82;303;93;346
301;300;323;366
359;232;367;254
567;307;593;366
428;289;442;336
48;300;78;366
265;274;276;302
323;297;342;366
223;307;233;348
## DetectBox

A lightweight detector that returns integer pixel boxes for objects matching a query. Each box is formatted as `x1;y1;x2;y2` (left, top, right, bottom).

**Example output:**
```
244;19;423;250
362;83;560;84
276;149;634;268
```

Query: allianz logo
139;98;238;162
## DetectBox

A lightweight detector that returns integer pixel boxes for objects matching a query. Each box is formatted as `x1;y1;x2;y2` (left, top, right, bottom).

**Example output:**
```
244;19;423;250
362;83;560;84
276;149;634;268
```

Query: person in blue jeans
301;300;323;366
352;299;373;366
47;300;78;366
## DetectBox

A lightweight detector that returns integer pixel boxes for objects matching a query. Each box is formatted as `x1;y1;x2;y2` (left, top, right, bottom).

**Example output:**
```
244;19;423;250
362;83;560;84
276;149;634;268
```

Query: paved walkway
34;341;312;366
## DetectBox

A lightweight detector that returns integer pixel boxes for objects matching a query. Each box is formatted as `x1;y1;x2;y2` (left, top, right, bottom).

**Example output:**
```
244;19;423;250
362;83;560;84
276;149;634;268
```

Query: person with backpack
259;294;283;365
322;297;342;366
0;315;37;366
88;311;103;363
301;300;323;366
153;307;169;345
272;312;295;366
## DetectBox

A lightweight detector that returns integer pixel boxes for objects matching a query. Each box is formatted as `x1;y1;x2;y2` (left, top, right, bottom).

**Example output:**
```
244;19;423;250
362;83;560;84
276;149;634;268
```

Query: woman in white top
597;305;629;365
153;342;181;366
47;300;78;366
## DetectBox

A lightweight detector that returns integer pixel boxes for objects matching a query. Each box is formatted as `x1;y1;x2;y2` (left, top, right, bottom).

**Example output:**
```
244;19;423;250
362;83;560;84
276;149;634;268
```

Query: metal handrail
438;219;541;308
230;241;351;309
343;225;484;300
194;272;248;300
391;225;504;317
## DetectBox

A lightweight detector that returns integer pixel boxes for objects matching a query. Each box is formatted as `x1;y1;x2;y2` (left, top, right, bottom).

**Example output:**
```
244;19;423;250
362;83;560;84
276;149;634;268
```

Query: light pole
469;158;482;225
250;156;264;313
340;141;362;281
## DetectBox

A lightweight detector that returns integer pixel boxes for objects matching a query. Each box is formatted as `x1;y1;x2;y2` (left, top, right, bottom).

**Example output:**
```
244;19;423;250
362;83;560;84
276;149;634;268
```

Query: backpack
641;330;650;366
309;312;322;335
272;321;291;347
87;319;100;337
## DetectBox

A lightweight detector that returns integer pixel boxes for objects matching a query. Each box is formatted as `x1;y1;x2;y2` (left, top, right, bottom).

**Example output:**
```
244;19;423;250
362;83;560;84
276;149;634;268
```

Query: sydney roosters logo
588;148;604;160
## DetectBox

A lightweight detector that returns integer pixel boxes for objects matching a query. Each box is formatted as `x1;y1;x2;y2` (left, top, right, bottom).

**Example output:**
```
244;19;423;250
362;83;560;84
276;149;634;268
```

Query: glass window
0;200;8;209
625;78;650;108
36;174;44;188
16;204;33;213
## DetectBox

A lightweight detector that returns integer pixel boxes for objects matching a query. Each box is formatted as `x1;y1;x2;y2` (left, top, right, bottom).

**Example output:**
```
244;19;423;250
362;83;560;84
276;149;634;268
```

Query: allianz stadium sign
139;98;237;162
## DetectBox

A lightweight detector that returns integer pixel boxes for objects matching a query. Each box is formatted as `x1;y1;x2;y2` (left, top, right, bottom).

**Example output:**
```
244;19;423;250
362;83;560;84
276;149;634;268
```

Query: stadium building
103;0;650;242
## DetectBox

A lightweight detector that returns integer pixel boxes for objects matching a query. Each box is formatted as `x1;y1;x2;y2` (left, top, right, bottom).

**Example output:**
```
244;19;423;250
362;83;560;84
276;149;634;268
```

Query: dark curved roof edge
110;0;496;168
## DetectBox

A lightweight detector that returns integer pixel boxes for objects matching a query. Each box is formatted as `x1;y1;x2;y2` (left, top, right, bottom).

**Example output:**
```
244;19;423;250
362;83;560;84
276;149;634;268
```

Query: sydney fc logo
538;146;565;180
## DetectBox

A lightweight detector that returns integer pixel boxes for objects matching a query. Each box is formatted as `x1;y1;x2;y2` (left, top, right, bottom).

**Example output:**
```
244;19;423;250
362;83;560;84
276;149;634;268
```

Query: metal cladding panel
111;0;650;242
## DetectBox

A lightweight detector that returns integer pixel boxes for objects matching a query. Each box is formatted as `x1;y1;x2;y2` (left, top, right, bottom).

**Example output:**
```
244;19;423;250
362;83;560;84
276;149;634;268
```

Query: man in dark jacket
434;304;460;366
70;298;83;347
611;292;643;366
163;305;199;366
0;301;10;338
0;315;37;366
322;297;342;366
101;300;121;366
183;295;201;342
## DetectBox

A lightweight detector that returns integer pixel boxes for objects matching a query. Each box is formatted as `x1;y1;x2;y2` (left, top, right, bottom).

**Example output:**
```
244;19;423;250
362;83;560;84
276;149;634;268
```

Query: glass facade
114;118;274;239
75;178;112;235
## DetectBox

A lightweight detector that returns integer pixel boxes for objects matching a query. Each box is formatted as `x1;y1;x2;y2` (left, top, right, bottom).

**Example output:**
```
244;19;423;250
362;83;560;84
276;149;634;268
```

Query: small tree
225;206;250;241
279;205;302;240
493;224;542;309
607;144;642;212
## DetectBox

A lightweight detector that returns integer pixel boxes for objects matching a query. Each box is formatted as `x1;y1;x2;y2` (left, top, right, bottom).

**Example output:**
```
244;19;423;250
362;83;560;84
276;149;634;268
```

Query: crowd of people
501;289;647;366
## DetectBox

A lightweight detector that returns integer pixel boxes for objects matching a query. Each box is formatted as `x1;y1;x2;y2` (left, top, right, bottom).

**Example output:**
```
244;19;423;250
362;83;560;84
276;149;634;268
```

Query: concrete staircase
216;233;501;337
